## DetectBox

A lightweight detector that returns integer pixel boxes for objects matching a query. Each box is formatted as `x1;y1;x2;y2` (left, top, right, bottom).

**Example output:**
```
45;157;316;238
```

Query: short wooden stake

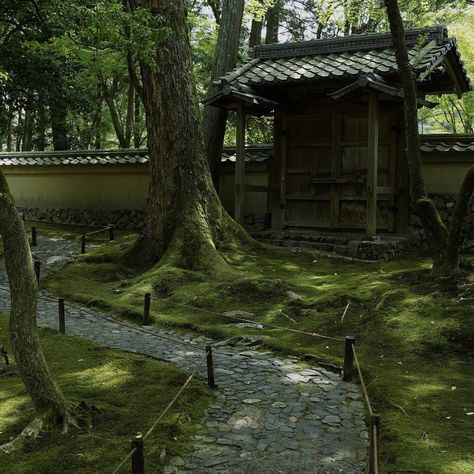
369;414;381;474
143;293;151;326
34;260;41;285
343;336;355;382
131;435;145;474
31;226;37;246
80;233;86;254
206;346;217;389
108;225;115;241
58;299;65;334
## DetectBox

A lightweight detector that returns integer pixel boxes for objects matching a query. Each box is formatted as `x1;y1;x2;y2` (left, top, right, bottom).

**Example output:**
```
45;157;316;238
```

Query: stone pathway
0;236;368;473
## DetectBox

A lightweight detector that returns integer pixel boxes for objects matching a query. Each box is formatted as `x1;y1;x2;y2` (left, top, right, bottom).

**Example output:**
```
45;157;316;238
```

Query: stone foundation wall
409;193;474;250
18;207;144;230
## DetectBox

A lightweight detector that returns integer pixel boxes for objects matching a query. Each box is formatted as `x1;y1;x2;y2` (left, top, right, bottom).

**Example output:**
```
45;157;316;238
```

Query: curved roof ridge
253;26;447;60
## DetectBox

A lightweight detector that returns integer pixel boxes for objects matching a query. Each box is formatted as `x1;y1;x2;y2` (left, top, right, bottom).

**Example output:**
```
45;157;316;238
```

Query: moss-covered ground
40;224;474;474
0;312;211;474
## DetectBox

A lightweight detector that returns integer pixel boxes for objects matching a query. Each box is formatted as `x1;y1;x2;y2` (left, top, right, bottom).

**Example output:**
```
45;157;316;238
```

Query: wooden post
235;103;246;225
343;336;355;382
369;414;381;474
58;299;65;334
206;346;217;389
131;435;145;474
108;225;115;241
143;293;151;326
31;226;37;246
34;260;41;285
367;92;379;237
80;233;86;254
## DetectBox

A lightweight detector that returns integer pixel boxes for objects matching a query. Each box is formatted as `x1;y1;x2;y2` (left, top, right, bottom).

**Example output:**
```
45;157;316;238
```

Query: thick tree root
0;410;80;454
0;418;44;454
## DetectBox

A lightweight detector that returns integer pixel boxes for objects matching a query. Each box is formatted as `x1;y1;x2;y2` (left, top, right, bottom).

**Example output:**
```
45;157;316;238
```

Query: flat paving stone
0;236;368;473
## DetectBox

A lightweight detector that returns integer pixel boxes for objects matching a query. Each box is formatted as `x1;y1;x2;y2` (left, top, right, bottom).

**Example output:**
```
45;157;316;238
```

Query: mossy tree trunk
128;0;251;268
384;0;474;276
0;171;72;450
203;0;245;187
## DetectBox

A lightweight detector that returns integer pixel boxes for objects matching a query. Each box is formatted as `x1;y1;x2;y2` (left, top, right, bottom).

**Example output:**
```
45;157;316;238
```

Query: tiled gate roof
211;26;470;98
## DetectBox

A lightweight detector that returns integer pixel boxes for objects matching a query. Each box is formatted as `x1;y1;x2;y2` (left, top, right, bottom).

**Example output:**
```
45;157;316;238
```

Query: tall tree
0;171;73;452
384;0;474;275
202;0;245;186
128;0;250;266
265;0;283;44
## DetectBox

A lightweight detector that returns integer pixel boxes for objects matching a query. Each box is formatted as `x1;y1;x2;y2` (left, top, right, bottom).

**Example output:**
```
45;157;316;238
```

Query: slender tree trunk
207;0;221;24
249;18;263;49
6;106;13;152
265;0;282;44
50;91;70;151
384;0;450;271
22;104;34;152
129;0;250;267
125;81;134;148
15;108;23;152
133;89;141;148
202;0;245;187
100;75;127;148
0;171;72;451
35;104;47;151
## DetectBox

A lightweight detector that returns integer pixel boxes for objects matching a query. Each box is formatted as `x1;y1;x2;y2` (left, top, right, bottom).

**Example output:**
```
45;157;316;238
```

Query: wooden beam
367;93;379;236
235;103;246;224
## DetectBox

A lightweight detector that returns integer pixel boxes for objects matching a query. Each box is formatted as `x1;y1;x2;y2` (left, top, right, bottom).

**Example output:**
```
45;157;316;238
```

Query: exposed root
0;405;87;454
0;418;44;454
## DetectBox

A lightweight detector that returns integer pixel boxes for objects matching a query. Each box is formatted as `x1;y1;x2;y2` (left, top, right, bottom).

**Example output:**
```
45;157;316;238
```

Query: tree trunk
35;103;47;151
15;108;23;152
384;0;450;272
50;91;70;151
6;107;13;152
249;18;263;49
0;171;72;451
125;81;135;148
202;0;245;187
129;0;250;267
133;89;141;148
22;104;34;152
265;0;282;44
100;75;128;148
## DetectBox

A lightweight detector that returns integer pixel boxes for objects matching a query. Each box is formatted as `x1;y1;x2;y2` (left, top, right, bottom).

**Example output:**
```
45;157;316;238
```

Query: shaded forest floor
6;221;474;473
0;313;211;474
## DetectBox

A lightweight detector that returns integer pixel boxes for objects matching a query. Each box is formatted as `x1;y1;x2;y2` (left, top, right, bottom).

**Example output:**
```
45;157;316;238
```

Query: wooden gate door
283;112;396;231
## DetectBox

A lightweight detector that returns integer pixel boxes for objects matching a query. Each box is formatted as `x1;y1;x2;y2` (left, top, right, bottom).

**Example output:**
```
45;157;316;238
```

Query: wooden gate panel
283;109;397;231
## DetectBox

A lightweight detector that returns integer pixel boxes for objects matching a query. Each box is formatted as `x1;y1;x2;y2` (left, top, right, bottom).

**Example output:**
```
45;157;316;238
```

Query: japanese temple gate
205;26;471;235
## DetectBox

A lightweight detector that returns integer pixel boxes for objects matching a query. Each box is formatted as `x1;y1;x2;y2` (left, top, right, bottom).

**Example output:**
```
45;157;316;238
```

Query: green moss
0;313;211;474
44;230;474;473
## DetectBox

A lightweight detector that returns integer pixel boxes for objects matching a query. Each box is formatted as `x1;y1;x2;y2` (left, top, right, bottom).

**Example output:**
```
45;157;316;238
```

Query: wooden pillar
235;103;246;224
367;93;379;236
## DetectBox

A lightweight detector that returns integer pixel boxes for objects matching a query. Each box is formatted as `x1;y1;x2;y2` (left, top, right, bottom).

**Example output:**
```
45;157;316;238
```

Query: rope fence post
143;293;151;326
131;435;144;474
369;414;380;474
80;233;86;254
58;298;65;334
108;225;115;241
31;226;37;246
343;336;355;382
34;260;41;285
206;346;217;389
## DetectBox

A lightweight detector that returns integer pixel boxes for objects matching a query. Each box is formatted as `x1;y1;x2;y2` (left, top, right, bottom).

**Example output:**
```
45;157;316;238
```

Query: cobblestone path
0;236;368;473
